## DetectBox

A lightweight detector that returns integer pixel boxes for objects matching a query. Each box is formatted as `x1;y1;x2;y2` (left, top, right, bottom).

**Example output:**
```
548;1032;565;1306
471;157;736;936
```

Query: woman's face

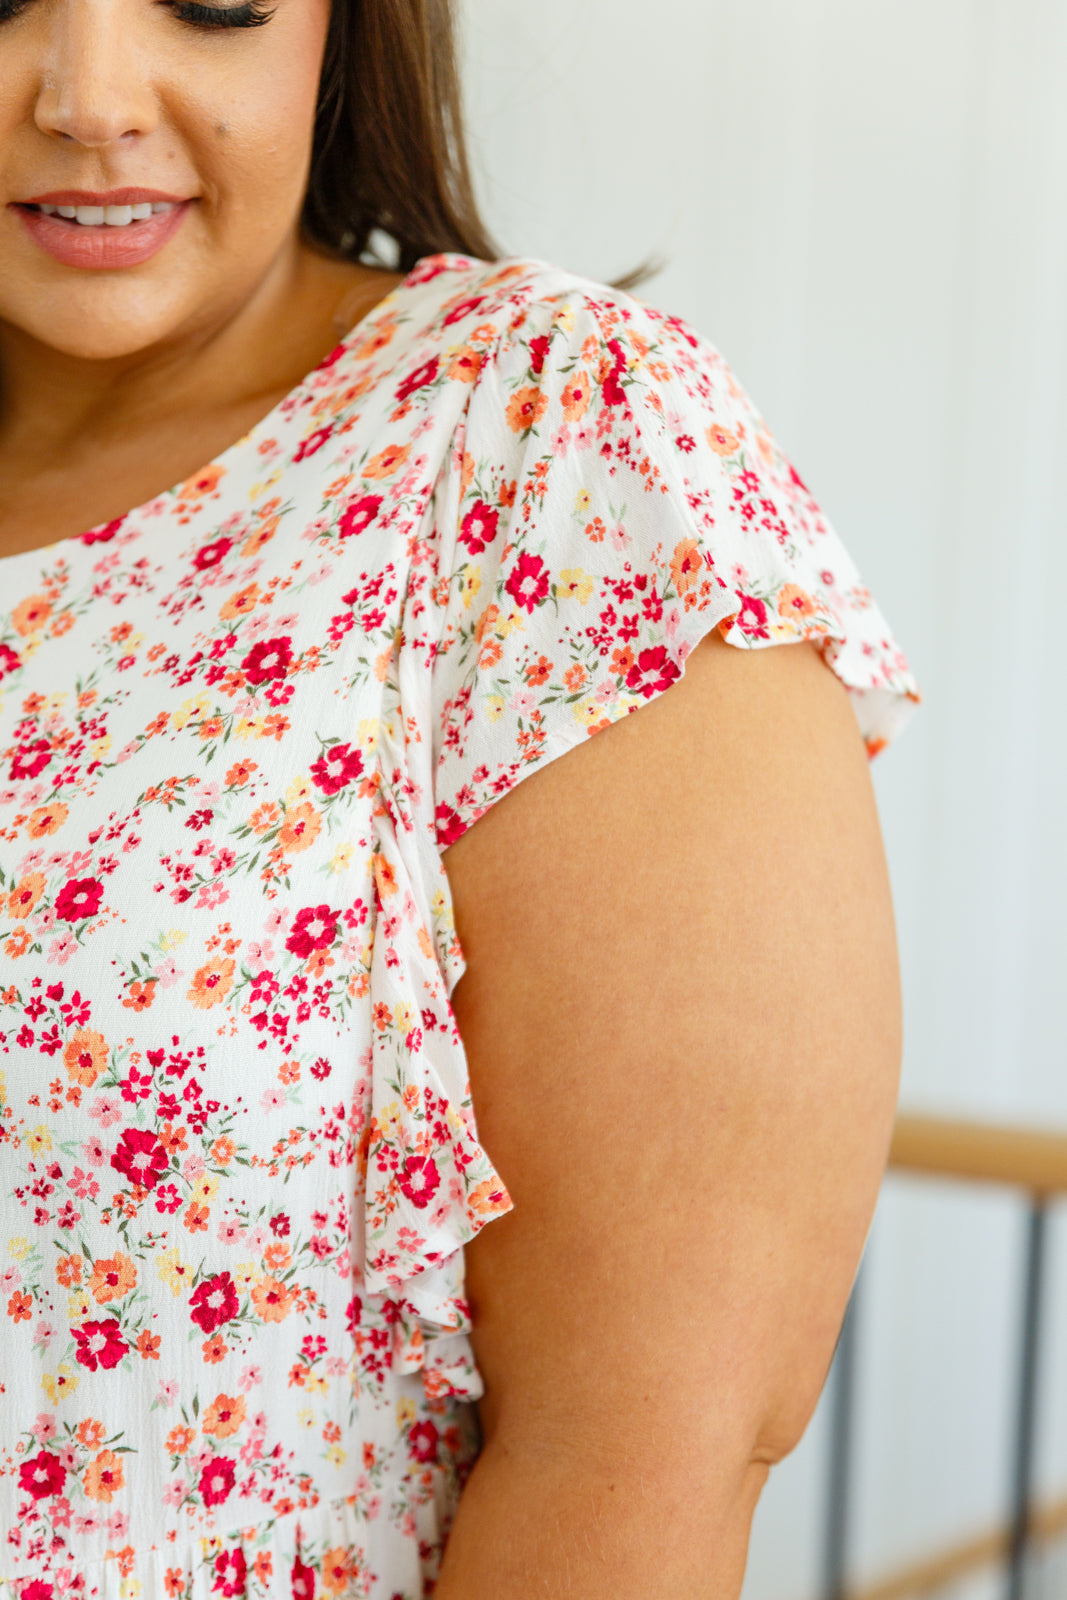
0;0;332;362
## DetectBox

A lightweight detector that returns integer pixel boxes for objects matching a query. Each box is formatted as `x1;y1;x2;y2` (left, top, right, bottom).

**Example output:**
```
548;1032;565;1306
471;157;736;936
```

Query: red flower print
193;536;233;571
435;802;465;847
291;1557;316;1600
505;552;550;614
601;338;628;407
0;642;20;677
735;593;770;639
625;646;682;699
337;493;383;540
293;426;333;463
241;636;293;686
10;737;51;780
54;876;104;923
212;1546;248;1596
111;1128;169;1190
310;742;364;796
459;500;499;556
408;1419;439;1463
399;1154;440;1209
81;517;123;544
18;1450;66;1500
198;1454;236;1508
443;293;486;327
395;356;440;401
72;1318;128;1372
285;905;339;959
528;334;551;375
189;1271;240;1334
20;1585;55;1600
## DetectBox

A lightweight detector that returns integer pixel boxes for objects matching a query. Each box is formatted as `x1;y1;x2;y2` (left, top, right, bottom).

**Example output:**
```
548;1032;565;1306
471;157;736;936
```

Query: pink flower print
237;1365;262;1395
0;1266;20;1293
216;1218;246;1247
198;1454;236;1507
72;1318;128;1372
153;956;184;989
88;1093;122;1127
31;907;56;936
194;881;229;910
33;1316;57;1350
245;940;275;975
18;1459;66;1504
32;1412;57;1442
162;1477;188;1508
16;847;45;876
263;907;289;938
260;1086;284;1113
51;1496;73;1529
111;1127;169;1190
398;1154;440;1209
245;1225;267;1251
47;933;78;966
573;423;595;451
157;1378;179;1407
66;1167;99;1201
189;1271;239;1334
509;689;536;716
82;1135;108;1167
73;1511;102;1535
608;522;631;553
107;1510;129;1540
182;1153;206;1183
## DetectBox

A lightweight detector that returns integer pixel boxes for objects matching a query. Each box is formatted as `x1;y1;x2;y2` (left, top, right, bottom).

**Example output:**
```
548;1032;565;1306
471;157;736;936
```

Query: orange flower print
88;1251;137;1304
372;855;397;899
706;422;740;456
248;800;279;834
477;638;503;670
263;1242;291;1272
466;1177;512;1220
251;1276;295;1323
362;441;411;480
7;872;45;919
321;1548;359;1595
670;537;703;596
210;1135;236;1165
76;1418;105;1448
178;461;225;501
448;345;484;382
474;603;501;645
202;1333;227;1363
186;957;235;1010
164;1569;186;1598
11;593;52;636
56;1254;83;1288
224;759;257;788
505;385;549;434
122;979;157;1011
165;1425;195;1456
63;1028;109;1088
276;802;321;855
7;1291;31;1322
219;583;261;621
777;583;818;619
25;802;68;838
136;1329;161;1360
560;370;592;422
201;1392;246;1437
83;1449;125;1503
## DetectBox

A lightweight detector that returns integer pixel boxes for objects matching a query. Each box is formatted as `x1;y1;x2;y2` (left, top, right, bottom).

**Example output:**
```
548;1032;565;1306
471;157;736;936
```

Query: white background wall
458;2;1067;1595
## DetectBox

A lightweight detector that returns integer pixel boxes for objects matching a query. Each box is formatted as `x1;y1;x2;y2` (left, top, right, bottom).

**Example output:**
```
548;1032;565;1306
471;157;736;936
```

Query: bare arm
434;630;902;1599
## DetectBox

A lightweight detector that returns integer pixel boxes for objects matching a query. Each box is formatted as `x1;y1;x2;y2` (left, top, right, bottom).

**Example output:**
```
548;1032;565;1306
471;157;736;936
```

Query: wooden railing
822;1111;1067;1600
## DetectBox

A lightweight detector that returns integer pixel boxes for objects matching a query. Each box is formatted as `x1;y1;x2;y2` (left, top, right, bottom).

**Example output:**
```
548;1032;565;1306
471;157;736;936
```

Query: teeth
32;200;176;226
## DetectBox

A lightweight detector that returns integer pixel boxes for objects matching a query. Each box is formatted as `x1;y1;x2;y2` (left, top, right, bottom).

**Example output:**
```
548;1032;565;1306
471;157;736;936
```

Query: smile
27;201;177;227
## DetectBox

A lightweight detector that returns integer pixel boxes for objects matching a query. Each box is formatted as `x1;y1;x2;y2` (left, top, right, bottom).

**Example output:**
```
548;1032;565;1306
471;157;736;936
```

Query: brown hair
300;0;657;290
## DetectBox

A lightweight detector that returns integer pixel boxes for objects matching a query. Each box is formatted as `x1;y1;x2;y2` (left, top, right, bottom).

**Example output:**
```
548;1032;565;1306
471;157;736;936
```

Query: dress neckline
0;252;464;575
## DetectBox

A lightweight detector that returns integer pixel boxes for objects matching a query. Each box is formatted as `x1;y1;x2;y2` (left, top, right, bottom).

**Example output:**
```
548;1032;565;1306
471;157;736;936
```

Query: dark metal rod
1006;1196;1049;1600
823;1266;862;1600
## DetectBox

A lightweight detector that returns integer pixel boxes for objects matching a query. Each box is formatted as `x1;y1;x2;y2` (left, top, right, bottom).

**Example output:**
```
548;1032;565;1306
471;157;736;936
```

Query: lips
13;198;194;269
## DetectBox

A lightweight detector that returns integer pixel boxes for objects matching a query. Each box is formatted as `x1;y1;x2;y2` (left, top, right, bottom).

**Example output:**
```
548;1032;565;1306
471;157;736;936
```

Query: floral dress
0;253;920;1599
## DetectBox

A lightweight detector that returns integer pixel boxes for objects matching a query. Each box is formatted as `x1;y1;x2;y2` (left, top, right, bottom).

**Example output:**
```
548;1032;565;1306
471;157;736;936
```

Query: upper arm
441;630;901;1488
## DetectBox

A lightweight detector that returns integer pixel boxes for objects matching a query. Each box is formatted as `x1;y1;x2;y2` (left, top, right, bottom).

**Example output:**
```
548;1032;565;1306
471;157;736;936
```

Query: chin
3;296;193;362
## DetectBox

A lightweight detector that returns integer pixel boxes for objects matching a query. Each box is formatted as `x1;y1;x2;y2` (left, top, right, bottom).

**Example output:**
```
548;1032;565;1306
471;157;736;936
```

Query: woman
0;0;919;1595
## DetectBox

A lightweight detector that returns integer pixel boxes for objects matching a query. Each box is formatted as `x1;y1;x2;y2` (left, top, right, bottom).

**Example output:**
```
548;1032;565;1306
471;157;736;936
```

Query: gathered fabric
0;254;918;1598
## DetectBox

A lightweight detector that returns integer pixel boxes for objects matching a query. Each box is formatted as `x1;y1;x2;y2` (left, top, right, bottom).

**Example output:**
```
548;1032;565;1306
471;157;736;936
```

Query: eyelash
0;0;276;26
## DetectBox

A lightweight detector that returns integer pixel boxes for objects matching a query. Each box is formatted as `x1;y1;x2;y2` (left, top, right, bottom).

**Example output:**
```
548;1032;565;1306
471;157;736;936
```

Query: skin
0;0;402;556
0;3;904;1594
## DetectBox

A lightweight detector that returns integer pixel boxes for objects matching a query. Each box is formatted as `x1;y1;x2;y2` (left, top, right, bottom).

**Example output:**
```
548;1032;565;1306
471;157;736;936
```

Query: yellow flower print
330;842;354;873
393;1001;416;1032
234;717;259;742
573;699;604;727
24;1125;52;1156
430;890;454;931
157;1247;192;1296
160;929;187;953
173;692;210;731
67;1290;91;1323
285;775;313;807
499;610;524;638
325;1443;347;1468
356;717;378;753
8;1236;29;1261
41;1364;79;1404
460;564;481;609
486;695;505;723
297;1407;315;1430
232;1262;259;1291
553;302;576;333
573;489;592;515
120;1578;142;1600
396;1395;416;1427
304;1371;328;1395
191;1174;220;1206
556;569;594;605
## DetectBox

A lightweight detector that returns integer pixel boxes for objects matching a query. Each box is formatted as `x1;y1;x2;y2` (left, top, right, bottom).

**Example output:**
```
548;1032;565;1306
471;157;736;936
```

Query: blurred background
456;2;1067;1597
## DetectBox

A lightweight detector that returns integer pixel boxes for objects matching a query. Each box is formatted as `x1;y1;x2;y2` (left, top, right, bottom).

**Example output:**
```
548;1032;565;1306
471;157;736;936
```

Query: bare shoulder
439;631;900;1567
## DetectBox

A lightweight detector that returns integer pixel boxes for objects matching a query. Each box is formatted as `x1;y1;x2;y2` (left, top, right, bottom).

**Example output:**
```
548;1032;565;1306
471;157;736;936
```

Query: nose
34;0;159;147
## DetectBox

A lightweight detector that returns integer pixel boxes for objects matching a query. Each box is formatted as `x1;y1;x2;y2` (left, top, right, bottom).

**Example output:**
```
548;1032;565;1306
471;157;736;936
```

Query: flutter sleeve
427;275;920;853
